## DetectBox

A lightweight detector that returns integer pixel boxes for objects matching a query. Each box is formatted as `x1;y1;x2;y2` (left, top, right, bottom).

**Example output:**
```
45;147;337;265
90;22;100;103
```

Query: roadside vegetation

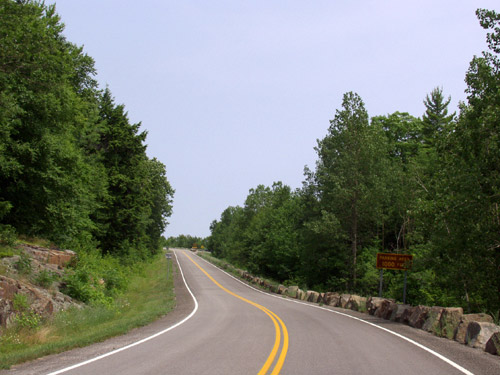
206;9;500;316
0;250;174;369
0;0;174;259
0;1;176;368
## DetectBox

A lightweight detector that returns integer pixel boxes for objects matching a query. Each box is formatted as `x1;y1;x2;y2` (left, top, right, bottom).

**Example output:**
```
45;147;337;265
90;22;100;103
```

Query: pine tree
422;87;455;146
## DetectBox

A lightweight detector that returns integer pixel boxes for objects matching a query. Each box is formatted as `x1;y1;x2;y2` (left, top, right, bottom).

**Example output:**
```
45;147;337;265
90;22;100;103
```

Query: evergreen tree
312;92;388;289
427;9;500;312
422;87;455;146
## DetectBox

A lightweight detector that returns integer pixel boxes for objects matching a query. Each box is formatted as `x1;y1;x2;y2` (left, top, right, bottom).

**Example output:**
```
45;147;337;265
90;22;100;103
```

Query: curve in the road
196;254;475;375
45;251;199;375
182;252;288;375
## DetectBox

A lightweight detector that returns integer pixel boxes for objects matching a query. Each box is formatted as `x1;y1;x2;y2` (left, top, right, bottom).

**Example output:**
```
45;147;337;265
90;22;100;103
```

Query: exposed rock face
466;322;500;350
485;332;500;355
437;307;463;339
0;275;81;328
345;295;367;312
454;313;493;344
366;297;386;315
408;305;430;328
323;292;340;307
23;245;76;268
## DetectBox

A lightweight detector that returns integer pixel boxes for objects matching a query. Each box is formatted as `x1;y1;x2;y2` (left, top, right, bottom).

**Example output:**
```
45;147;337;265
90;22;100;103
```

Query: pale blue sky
48;0;498;237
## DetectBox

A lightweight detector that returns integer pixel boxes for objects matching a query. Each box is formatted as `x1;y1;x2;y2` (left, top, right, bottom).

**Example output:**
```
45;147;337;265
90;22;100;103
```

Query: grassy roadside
0;253;175;369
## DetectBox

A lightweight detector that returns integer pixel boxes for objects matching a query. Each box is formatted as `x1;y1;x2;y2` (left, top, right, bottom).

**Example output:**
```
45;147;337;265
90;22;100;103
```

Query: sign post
376;253;413;303
403;271;408;304
165;252;172;279
379;269;383;298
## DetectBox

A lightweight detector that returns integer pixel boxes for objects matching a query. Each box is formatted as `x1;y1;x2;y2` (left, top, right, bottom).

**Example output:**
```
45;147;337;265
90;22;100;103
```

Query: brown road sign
376;253;413;270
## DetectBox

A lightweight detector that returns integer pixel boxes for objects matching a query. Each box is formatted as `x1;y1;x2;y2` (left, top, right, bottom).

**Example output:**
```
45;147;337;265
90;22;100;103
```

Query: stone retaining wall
228;260;500;357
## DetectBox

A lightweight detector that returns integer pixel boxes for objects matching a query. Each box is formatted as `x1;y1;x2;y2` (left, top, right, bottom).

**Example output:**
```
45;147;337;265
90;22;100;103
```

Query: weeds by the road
0;253;175;369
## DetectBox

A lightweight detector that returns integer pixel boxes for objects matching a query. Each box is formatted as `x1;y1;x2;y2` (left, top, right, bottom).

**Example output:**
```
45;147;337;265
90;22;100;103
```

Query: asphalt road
3;249;499;375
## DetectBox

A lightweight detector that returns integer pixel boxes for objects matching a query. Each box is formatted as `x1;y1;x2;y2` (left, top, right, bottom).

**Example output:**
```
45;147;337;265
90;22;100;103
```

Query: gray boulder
345;295;367;312
408;305;430;328
455;313;493;344
286;286;299;298
296;289;306;300
437;307;463;339
375;300;397;320
277;285;287;294
391;304;411;322
366;297;386;315
401;306;416;325
466;322;500;350
422;306;444;333
485;332;500;355
306;291;320;303
323;292;340;307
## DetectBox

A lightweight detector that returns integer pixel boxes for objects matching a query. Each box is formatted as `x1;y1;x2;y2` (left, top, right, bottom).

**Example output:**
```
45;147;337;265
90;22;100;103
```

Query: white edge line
195;253;475;375
46;250;199;375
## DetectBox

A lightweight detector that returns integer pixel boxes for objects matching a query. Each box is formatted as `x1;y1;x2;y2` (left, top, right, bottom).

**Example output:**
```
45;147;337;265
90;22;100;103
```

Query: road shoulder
0;257;194;375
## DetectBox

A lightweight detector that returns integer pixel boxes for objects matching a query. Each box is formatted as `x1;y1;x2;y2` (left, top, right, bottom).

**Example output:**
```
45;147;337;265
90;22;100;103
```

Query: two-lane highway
3;249;499;374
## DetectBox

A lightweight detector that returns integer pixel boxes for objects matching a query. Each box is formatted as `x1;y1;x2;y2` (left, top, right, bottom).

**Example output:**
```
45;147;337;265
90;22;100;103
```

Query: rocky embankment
205;254;500;356
0;245;81;329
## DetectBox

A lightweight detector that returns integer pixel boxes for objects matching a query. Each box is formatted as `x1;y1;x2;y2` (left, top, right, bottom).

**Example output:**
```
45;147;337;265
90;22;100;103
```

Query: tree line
164;234;206;249
0;0;174;260
207;9;500;314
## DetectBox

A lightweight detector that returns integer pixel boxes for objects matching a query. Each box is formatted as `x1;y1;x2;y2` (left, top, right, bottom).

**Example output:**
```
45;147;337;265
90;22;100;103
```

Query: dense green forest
0;0;174;260
207;9;500;315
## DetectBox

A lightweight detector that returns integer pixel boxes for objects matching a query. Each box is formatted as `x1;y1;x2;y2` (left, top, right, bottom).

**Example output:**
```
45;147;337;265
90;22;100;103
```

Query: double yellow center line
183;253;288;375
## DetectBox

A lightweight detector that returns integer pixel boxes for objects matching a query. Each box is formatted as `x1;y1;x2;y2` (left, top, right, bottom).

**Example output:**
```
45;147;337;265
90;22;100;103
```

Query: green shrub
34;270;58;288
62;268;111;306
0;225;16;247
14;311;41;330
14;252;32;275
61;250;128;306
0;247;15;258
12;294;29;312
12;294;41;330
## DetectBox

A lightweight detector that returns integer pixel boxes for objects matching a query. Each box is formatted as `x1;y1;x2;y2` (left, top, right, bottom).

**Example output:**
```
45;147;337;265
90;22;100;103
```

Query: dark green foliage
206;8;500;313
91;90;174;259
0;1;173;262
61;250;128;305
421;8;500;313
0;0;103;246
422;88;455;145
0;224;17;247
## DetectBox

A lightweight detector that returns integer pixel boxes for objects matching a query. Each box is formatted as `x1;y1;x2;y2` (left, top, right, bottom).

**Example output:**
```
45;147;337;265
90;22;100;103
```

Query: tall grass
0;254;175;369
